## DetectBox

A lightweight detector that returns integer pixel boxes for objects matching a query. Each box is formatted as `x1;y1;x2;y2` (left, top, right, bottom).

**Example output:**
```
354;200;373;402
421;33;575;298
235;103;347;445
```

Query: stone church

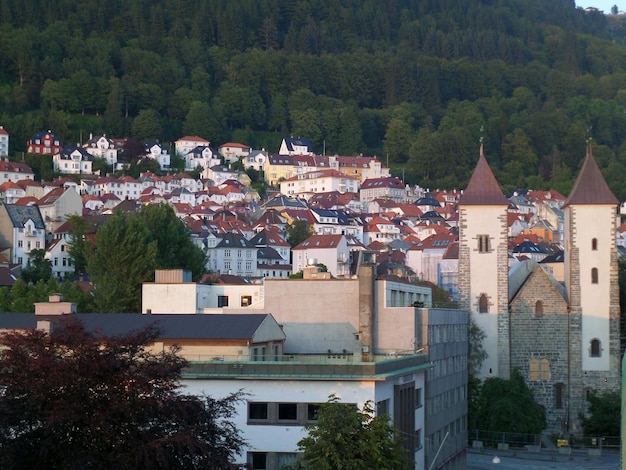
458;145;621;435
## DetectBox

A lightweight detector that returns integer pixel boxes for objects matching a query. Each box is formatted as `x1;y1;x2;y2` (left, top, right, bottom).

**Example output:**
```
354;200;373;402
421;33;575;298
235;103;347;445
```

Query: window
590;338;601;357
241;295;252;307
17;240;22;248
217;295;229;307
376;399;390;416
54;258;58;266
248;402;268;421
415;388;423;408
555;383;564;409
535;300;544;317
247;452;267;469
477;234;490;253
478;294;488;313
529;358;539;381
541;358;549;381
592;238;598;250
415;428;422;450
591;268;598;284
278;403;298;421
224;249;231;257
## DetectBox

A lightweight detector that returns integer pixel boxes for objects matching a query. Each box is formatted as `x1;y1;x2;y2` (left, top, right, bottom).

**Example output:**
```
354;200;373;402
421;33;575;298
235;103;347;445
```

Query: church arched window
590;339;601;357
535;300;544;317
591;268;598;284
529;358;539;381
591;238;598;251
478;294;488;313
541;358;549;381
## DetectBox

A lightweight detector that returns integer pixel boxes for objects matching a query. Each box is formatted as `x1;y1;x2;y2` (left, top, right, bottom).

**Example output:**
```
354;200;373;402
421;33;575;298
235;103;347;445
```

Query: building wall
564;203;621;436
509;267;571;433
182;370;426;469
458;204;509;379
142;283;265;314
417;308;468;470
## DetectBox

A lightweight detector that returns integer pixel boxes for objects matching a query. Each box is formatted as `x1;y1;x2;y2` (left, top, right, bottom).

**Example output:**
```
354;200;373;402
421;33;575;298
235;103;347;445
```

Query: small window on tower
590;339;601;357
591;268;598;284
478;294;488;313
477;234;490;253
592;238;598;251
535;300;544;317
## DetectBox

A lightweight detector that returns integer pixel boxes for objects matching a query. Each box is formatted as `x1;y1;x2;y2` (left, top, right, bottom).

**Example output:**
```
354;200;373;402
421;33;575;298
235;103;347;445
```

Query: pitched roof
0;313;278;341
293;234;345;250
4;204;45;229
564;146;619;206
458;146;508;206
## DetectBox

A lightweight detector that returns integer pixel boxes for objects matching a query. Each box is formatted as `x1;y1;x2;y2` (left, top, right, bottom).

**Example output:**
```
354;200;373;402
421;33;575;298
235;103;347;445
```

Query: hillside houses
0;130;619;319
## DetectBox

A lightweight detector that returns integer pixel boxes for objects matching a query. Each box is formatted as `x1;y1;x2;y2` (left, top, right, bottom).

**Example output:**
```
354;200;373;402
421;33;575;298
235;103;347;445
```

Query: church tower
563;145;621;433
458;146;510;379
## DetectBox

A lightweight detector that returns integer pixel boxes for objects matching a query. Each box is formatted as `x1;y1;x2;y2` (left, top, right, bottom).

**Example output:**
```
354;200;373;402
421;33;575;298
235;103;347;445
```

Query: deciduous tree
286;218;313;247
87;211;157;312
289;395;409;470
0;317;246;469
579;389;620;437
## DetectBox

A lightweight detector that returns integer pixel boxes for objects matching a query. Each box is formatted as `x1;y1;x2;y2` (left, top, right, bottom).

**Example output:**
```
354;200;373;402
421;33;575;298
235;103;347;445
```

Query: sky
576;1;620;12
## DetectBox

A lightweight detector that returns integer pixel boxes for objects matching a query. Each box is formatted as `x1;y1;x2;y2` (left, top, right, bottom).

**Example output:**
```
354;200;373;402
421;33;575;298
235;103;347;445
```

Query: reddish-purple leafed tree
0;317;246;469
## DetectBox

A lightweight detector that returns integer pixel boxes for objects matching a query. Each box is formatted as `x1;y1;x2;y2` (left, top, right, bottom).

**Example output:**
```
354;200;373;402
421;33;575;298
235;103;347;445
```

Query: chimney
34;294;77;315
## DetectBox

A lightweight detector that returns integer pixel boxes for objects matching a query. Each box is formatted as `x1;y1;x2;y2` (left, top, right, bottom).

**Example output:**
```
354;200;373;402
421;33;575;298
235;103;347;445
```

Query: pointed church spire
564;143;618;206
458;144;509;205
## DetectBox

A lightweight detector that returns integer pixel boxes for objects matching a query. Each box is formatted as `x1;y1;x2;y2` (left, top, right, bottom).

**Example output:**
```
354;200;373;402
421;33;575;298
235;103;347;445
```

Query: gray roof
0;313;275;340
5;204;45;229
508;259;567;303
216;232;255;249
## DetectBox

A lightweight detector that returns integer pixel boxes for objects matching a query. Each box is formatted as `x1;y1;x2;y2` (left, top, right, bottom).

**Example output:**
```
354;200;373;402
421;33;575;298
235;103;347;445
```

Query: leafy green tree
131;108;162;141
21;248;53;284
138;204;207;280
67;214;91;276
87;211;157;312
182;100;216;140
289;395;409;470
473;369;546;434
91;156;112;176
579;389;620;437
0;317;245;469
286;219;314;247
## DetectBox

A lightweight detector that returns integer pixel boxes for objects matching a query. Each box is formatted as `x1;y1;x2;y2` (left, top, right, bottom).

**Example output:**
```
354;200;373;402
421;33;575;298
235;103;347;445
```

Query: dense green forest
1;0;626;197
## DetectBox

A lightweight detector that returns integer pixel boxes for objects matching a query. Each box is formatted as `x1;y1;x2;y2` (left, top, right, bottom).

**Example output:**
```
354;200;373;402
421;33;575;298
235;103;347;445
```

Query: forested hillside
1;0;626;197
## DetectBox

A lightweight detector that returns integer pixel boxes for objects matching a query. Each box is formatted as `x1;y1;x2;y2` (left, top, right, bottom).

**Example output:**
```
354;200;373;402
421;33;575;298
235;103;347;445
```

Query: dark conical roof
564;146;618;206
458;145;509;206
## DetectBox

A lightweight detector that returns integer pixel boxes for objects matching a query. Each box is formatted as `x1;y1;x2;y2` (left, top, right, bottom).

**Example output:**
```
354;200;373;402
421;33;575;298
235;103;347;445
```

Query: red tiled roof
293;234;344;250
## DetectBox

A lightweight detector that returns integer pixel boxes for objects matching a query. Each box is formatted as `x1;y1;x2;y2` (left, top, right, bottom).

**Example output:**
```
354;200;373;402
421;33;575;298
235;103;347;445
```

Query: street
467;448;620;469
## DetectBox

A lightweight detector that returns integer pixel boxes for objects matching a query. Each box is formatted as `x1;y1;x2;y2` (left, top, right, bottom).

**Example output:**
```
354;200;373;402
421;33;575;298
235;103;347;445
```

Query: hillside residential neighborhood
0;127;622;469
